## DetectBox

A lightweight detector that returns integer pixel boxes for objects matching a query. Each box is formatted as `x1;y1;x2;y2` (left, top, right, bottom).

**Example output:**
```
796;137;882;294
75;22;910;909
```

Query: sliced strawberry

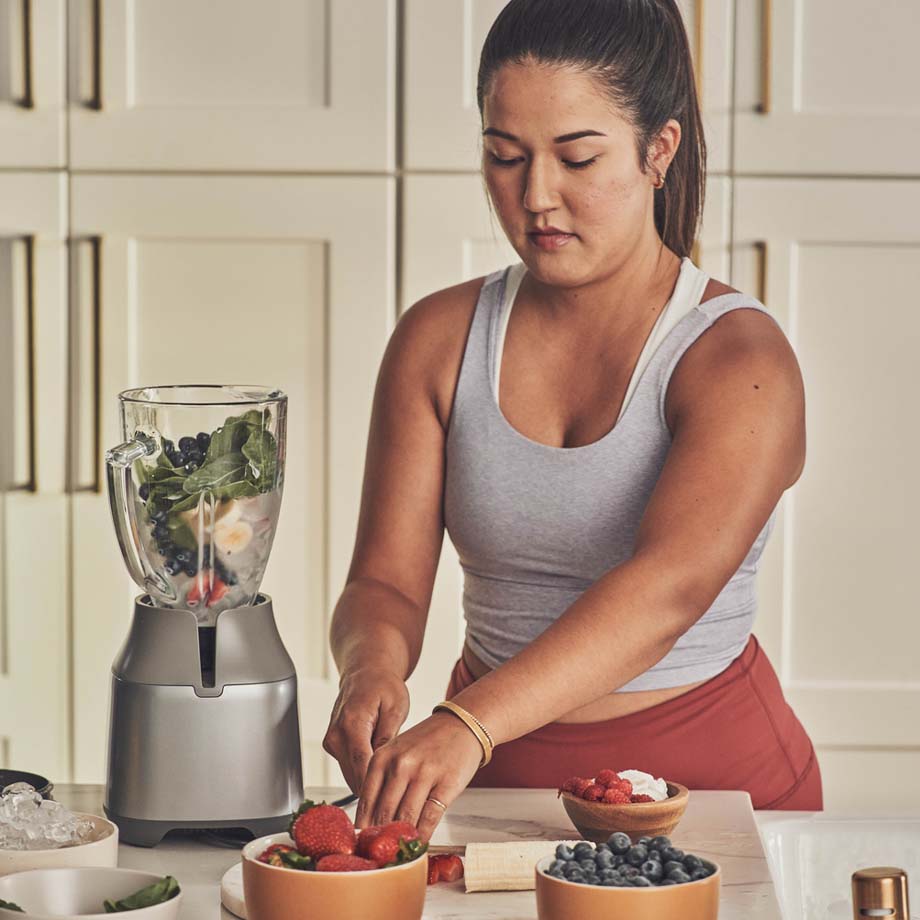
427;857;442;885
439;854;464;882
206;575;230;607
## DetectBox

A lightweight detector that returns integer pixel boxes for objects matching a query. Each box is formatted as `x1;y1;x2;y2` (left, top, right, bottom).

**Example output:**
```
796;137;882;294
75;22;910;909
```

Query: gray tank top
443;260;779;691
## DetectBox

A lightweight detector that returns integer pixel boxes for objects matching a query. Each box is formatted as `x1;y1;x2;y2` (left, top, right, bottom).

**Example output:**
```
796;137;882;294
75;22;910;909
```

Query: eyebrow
482;128;607;144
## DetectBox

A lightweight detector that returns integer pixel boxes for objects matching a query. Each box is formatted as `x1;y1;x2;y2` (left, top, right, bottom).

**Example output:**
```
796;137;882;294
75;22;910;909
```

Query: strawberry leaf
288;799;321;836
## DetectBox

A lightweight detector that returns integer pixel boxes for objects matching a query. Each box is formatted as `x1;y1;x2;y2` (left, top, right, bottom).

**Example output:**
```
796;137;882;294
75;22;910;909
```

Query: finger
354;749;386;829
393;775;435;829
370;756;411;827
416;787;453;844
371;704;407;751
340;712;378;793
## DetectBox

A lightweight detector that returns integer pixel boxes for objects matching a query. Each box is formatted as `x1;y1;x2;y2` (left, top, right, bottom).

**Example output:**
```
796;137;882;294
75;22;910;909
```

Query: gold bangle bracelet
433;700;494;767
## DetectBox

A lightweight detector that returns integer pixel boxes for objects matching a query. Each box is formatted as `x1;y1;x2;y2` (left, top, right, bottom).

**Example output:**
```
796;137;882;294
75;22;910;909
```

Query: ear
647;118;682;178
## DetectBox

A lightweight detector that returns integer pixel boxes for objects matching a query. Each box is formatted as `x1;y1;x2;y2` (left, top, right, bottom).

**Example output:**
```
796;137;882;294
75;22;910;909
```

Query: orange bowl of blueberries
557;768;689;844
242;800;433;920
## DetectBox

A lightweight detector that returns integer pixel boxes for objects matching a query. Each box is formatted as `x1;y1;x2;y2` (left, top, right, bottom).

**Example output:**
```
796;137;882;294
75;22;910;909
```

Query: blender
102;385;303;847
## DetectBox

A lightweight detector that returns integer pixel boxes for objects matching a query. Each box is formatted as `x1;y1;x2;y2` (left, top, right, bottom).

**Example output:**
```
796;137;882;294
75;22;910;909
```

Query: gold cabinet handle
7;236;37;492
756;0;772;114
754;240;768;305
19;0;34;109
68;237;102;494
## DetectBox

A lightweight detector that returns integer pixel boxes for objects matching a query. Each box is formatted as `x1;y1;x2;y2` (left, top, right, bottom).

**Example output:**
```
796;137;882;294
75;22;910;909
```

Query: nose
522;157;561;214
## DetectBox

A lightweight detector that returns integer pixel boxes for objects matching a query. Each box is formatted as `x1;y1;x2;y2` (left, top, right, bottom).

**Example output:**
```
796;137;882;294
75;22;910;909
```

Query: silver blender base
105;594;304;847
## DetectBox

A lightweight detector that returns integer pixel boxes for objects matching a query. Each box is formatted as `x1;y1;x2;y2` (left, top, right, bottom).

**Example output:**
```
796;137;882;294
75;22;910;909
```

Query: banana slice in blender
213;518;253;555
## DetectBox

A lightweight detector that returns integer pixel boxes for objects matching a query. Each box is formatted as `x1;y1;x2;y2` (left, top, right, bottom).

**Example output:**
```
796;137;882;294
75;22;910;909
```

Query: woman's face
481;60;678;288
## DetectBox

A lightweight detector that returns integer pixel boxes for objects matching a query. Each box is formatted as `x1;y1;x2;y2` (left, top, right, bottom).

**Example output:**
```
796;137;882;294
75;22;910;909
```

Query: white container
0;814;118;876
0;867;181;919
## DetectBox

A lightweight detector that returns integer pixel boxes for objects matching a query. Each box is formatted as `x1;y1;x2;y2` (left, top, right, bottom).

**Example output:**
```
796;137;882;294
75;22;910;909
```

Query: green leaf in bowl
103;875;180;912
0;899;24;913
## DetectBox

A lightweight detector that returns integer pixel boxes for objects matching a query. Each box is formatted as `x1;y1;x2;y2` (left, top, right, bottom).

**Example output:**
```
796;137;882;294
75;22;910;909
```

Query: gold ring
426;796;447;810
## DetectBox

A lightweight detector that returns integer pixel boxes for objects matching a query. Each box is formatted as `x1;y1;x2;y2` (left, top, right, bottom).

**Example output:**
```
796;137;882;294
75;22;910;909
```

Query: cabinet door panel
0;174;69;779
70;175;395;783
734;0;920;175
732;178;920;809
0;0;66;166
68;0;396;171
404;0;731;173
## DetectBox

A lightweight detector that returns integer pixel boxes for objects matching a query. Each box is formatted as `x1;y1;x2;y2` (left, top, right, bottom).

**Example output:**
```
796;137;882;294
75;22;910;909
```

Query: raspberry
582;783;606;802
570;778;593;798
594;769;620;787
557;776;582;797
614;778;633;797
631;794;655;803
603;787;631;804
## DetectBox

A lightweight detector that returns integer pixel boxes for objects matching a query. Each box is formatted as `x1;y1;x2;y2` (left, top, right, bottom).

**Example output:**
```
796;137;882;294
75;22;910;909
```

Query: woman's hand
355;712;484;842
322;666;411;795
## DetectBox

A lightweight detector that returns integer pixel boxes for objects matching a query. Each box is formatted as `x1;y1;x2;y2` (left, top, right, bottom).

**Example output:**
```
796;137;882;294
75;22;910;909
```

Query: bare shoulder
666;282;806;483
386;276;488;427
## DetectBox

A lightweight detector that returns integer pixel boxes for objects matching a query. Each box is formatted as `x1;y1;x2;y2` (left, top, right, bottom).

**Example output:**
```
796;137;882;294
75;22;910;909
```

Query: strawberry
602;787;631;804
427;857;442;884
316;854;378;872
439;854;464;882
258;843;294;865
355;825;383;858
594;769;620;787
290;801;356;859
379;820;420;843
582;783;606;802
631;793;655;803
206;575;230;607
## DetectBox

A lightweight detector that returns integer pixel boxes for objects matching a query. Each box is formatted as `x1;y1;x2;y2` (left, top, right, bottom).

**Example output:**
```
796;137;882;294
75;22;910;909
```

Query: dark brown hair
477;0;706;258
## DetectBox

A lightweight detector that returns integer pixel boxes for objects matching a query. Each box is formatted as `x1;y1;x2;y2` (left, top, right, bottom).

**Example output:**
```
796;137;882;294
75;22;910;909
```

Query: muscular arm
450;307;806;745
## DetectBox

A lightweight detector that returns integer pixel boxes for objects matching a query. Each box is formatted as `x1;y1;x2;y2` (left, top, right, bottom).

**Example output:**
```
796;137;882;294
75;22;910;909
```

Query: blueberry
562;861;581;877
659;878;678;886
164;560;181;576
599;868;617;880
138;482;150;501
595;850;614;870
174;549;191;563
648;849;661;862
637;836;652;846
661;846;685;863
601;878;620;887
633;876;653;887
196;432;211;452
664;860;684;876
548;859;567;874
150;508;167;523
668;868;692;884
683;854;703;871
185;461;200;473
178;436;197;453
650;836;672;851
573;842;594;859
578;859;595;872
607;832;631;855
690;867;710;881
622;866;640;880
183;562;197;577
625;844;648;866
162;439;176;455
612;854;626;868
641;860;663;881
173;450;188;467
567;870;585;883
555;844;575;861
154;522;169;540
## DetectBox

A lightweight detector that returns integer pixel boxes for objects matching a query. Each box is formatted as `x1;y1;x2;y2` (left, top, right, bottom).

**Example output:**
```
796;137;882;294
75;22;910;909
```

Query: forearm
450;555;698;745
329;576;427;682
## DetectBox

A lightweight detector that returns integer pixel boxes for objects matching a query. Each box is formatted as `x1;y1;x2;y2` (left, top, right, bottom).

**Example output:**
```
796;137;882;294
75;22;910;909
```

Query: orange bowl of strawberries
241;800;429;920
557;769;689;845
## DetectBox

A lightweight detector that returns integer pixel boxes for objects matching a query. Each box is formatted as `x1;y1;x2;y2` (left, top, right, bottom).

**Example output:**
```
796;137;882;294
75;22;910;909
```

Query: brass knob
852;867;910;920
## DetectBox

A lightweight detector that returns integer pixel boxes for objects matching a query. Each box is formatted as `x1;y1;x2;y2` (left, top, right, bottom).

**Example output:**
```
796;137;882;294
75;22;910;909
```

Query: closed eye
487;153;599;171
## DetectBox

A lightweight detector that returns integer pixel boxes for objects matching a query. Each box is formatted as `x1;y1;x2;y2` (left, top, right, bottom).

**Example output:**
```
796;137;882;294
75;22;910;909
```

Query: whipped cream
617;769;669;802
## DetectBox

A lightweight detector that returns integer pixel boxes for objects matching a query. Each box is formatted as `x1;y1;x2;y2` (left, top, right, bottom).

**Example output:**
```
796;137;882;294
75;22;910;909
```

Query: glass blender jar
105;385;287;624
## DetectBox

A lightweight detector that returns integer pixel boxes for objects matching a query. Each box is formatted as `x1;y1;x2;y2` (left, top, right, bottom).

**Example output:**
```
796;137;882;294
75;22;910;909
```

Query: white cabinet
732;177;920;809
67;0;397;172
403;0;732;174
69;174;395;783
0;173;69;779
733;0;920;175
0;0;66;167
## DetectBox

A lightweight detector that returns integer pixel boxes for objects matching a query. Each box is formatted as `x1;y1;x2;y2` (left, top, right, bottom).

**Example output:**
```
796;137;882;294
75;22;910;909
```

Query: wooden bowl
241;833;428;920
560;782;689;844
535;854;720;920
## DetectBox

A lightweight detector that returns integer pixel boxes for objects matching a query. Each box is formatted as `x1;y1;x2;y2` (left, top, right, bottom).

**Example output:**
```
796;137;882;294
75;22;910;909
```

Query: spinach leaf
241;428;278;489
103;875;180;912
182;454;248;494
0;899;24;912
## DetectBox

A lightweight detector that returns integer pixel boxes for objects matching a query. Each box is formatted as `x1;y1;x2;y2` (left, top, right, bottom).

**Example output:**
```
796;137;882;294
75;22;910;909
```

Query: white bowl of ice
0;868;181;919
0;785;117;877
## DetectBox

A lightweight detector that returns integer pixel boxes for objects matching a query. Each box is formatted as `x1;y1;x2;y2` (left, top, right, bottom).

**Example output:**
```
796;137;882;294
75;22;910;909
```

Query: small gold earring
654;172;665;189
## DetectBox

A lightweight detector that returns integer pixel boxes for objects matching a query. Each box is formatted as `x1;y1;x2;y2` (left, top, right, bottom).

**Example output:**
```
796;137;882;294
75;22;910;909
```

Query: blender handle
105;436;171;597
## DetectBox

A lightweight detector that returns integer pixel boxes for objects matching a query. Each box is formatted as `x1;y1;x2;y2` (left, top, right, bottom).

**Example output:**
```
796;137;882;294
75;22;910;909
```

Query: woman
323;0;822;841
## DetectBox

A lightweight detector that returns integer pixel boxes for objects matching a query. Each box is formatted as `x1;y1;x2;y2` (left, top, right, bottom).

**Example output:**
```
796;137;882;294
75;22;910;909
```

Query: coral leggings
446;633;822;810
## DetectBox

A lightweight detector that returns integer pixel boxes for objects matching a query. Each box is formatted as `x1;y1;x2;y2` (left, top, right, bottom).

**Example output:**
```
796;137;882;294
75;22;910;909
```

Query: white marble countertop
55;784;787;919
